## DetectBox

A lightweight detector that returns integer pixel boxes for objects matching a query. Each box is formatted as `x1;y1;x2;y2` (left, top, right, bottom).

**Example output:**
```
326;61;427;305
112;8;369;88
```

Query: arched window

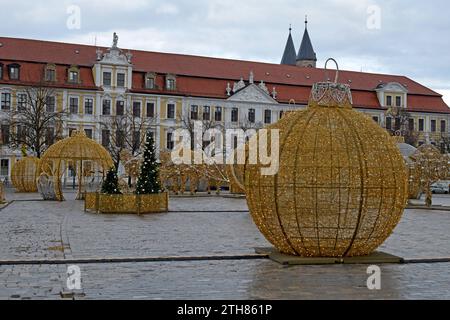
145;72;156;89
165;74;176;90
45;64;57;82
8;63;20;80
68;65;80;84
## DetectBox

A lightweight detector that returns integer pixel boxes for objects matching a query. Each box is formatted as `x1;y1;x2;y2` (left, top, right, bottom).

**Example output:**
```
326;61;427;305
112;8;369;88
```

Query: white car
431;183;450;194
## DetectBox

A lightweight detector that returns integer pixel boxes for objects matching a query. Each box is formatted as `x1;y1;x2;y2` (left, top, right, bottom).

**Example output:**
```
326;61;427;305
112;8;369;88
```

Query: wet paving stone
1;191;450;299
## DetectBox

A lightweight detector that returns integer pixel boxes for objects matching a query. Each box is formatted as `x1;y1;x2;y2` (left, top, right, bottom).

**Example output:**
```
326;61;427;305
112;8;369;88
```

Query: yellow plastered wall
141;97;145;117
160;98;182;120
112;66;117;88
112;95;117;116
160;127;166;150
57;93;63;112
79;95;84;115
176;100;182;120
11;88;16;110
160;99;167;120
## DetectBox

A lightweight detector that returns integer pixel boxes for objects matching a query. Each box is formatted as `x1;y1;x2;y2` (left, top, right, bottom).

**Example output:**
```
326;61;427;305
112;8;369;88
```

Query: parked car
431;182;450;194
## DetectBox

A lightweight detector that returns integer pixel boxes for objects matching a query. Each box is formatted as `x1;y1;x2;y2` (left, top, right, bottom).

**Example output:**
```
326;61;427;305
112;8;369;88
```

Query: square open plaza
1;3;450;302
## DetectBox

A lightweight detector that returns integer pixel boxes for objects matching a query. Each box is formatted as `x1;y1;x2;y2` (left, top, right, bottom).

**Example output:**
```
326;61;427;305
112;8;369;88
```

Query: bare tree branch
3;84;67;158
100;109;156;171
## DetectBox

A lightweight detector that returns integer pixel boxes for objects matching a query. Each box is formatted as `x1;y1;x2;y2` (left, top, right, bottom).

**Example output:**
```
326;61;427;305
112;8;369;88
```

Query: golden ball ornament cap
309;58;353;109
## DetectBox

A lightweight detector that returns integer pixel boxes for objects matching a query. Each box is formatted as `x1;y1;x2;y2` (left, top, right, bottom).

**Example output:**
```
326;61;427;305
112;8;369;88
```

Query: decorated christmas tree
101;168;122;194
135;134;162;195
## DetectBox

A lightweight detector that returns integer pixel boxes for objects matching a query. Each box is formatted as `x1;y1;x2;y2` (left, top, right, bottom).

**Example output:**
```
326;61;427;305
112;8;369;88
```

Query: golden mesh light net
39;130;114;201
11;157;41;193
410;144;448;206
244;59;409;257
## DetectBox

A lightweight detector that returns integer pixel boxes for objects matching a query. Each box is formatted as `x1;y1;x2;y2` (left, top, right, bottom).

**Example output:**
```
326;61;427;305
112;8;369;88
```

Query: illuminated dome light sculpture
160;150;228;195
11;157;41;193
39;131;114;201
160;151;200;195
118;150;142;193
227;163;246;194
227;145;251;195
228;111;303;195
244;59;408;258
410;144;448;207
393;135;421;200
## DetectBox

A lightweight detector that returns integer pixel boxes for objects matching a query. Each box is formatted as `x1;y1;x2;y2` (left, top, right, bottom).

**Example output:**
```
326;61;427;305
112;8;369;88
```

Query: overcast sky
1;0;449;104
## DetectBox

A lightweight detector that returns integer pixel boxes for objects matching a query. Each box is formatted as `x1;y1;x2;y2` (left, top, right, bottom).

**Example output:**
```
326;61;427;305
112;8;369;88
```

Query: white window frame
46;95;56;113
69;96;79;114
84;97;94;115
102;98;112;116
116;99;125;116
167;102;176;119
132;101;142;118
146;101;156;118
103;71;112;87
116;72;126;87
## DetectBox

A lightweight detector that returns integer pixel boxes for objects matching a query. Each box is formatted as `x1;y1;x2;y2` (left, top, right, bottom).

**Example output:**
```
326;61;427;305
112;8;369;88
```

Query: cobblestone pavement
1;190;450;300
0;265;65;300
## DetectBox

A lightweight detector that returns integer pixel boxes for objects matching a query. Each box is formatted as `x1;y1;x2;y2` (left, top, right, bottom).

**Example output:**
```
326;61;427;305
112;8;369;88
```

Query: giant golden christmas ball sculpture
11;157;41;193
245;60;408;257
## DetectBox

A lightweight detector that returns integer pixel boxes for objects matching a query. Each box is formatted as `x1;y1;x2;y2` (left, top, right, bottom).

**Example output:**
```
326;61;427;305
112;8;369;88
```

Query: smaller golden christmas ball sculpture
245;60;408;257
11;157;41;193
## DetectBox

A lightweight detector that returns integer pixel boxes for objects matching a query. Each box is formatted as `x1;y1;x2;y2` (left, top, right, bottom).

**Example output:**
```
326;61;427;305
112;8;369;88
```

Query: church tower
296;16;317;68
280;26;297;66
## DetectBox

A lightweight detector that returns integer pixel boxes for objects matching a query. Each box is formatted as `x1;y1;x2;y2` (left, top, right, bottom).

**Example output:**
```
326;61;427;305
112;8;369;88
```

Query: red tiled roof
0;36;449;114
408;95;450;113
0;60;98;90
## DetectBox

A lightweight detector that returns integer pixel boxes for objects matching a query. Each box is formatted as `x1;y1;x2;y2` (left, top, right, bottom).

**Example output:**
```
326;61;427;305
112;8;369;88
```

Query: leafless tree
179;112;225;151
386;106;419;147
239;117;264;131
178;112;230;187
440;133;450;154
100;111;156;171
4;85;66;158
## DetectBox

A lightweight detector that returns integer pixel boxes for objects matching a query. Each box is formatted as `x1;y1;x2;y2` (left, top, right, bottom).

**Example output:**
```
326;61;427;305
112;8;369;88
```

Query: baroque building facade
0;25;449;179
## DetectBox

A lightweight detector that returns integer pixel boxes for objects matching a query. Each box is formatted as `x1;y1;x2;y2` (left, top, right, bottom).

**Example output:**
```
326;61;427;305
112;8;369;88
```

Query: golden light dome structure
393;136;421;199
228;110;303;194
244;59;408;257
39;130;114;201
410;144;448;207
11;157;41;193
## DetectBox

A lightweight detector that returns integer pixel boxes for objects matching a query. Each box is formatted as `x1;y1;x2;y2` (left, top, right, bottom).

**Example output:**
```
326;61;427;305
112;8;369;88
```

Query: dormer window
165;74;176;90
45;64;57;82
8;64;20;80
69;71;78;83
145;72;156;89
386;95;392;107
68;66;80;84
376;83;408;110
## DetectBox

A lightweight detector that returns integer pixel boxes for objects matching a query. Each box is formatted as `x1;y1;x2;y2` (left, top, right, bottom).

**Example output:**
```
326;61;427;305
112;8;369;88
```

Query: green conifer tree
135;134;162;195
101;167;122;194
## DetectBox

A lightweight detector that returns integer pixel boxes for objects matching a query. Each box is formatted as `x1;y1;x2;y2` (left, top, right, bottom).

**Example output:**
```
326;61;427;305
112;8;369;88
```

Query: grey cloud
0;0;449;99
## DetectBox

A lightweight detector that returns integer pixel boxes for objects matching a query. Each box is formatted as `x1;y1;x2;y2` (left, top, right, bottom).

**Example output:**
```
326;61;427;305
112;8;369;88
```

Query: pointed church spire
297;15;317;68
280;25;297;66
